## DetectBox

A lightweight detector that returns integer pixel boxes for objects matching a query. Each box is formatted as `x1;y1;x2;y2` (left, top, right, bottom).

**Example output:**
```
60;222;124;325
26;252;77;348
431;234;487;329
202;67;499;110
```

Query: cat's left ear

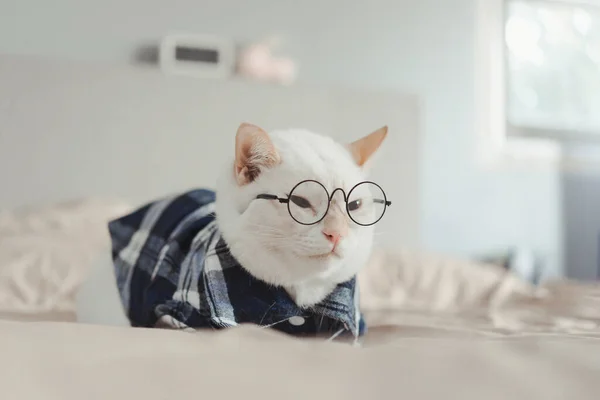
348;126;388;167
234;123;280;185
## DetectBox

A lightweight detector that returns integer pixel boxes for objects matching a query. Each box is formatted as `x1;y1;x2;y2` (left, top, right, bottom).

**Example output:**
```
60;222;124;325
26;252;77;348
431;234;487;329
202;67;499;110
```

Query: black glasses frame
256;180;392;227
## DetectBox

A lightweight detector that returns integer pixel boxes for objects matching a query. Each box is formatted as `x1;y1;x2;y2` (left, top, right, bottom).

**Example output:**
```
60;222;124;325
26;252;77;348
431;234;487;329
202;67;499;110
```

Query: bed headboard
0;55;420;247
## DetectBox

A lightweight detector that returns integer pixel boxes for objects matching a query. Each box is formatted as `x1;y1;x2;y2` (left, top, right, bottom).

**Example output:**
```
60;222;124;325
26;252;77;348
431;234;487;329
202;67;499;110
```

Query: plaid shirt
109;189;366;339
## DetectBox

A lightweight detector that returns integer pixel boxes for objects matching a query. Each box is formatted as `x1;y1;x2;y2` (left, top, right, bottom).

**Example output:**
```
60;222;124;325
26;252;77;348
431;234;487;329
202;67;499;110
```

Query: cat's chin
238;245;350;294
286;280;338;308
281;253;343;283
283;255;359;307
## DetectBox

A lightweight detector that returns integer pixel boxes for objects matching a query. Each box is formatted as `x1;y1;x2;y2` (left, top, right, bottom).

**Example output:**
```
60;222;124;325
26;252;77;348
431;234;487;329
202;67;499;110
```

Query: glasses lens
347;182;387;226
288;181;329;225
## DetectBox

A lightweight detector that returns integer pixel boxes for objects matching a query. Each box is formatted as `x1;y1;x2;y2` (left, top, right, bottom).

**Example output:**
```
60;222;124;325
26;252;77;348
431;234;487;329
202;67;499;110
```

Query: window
506;0;600;141
476;0;600;165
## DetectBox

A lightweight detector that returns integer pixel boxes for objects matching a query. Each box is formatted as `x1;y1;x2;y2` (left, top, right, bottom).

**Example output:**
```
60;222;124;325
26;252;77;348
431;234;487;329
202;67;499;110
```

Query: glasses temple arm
256;194;289;204
373;199;392;206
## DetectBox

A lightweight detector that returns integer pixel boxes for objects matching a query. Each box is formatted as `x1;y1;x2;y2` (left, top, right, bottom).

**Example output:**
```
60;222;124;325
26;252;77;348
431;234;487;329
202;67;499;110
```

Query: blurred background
1;0;599;285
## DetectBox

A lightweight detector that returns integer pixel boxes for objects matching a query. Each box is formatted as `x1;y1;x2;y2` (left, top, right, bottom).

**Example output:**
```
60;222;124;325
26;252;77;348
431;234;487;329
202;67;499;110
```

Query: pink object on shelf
236;38;297;85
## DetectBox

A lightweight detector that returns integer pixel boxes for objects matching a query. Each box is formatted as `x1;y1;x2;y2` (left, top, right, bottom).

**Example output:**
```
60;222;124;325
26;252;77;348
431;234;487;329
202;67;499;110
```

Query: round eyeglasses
256;180;391;226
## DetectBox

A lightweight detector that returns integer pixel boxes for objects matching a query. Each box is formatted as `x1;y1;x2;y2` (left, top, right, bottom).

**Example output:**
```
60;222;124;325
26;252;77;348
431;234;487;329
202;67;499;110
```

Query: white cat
76;123;387;325
216;123;387;307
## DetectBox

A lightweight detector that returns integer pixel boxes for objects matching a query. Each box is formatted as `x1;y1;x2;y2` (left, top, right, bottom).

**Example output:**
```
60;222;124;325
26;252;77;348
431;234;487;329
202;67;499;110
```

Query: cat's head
215;123;387;306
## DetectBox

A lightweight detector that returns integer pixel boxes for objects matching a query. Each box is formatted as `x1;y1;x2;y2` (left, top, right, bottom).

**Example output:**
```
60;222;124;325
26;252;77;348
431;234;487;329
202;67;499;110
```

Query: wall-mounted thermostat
160;34;235;79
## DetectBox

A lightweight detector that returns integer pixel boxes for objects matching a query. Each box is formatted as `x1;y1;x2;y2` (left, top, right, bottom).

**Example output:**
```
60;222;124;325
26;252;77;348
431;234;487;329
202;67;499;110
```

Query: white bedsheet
1;318;598;400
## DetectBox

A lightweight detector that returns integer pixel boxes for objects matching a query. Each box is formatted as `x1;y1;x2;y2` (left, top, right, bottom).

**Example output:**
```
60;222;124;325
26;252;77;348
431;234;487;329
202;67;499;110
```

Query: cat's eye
348;199;362;211
255;180;391;226
290;195;312;209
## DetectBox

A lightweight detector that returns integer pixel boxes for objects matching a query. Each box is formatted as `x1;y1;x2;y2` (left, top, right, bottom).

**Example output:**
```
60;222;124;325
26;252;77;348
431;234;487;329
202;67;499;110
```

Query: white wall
0;0;563;276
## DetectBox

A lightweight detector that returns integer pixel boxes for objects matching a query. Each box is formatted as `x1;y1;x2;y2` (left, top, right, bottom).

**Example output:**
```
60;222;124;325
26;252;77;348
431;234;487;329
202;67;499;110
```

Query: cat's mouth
308;250;341;260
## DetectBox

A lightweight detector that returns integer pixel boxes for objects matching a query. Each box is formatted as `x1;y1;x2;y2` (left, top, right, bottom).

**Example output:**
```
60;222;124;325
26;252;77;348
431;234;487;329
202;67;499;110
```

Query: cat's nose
322;230;342;246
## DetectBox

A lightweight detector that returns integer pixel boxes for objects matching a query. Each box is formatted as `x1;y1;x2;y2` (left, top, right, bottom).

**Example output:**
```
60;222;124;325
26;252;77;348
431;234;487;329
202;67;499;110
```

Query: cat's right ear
234;123;280;185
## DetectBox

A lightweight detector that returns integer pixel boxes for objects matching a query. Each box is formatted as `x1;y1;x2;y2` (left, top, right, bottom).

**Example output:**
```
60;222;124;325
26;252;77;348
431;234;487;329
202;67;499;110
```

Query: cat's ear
348;126;388;167
234;123;280;185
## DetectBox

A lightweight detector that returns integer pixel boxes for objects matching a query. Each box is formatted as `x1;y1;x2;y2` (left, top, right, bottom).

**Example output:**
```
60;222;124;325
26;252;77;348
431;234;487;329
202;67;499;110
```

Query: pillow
0;199;132;314
358;248;539;313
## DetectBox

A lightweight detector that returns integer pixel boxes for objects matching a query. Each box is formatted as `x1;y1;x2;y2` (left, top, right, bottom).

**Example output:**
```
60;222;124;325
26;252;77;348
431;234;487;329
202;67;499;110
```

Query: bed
1;55;599;399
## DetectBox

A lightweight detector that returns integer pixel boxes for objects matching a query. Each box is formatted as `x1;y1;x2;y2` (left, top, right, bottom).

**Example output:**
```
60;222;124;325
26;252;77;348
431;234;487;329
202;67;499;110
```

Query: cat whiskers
259;301;277;325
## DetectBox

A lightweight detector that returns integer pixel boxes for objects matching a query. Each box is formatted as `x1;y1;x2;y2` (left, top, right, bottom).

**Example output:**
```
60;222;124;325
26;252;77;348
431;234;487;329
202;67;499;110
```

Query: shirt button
289;316;305;326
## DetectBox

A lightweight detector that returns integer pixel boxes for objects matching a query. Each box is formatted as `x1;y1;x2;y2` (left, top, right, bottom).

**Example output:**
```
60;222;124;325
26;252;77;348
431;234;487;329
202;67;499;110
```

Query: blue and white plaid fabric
109;189;366;339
